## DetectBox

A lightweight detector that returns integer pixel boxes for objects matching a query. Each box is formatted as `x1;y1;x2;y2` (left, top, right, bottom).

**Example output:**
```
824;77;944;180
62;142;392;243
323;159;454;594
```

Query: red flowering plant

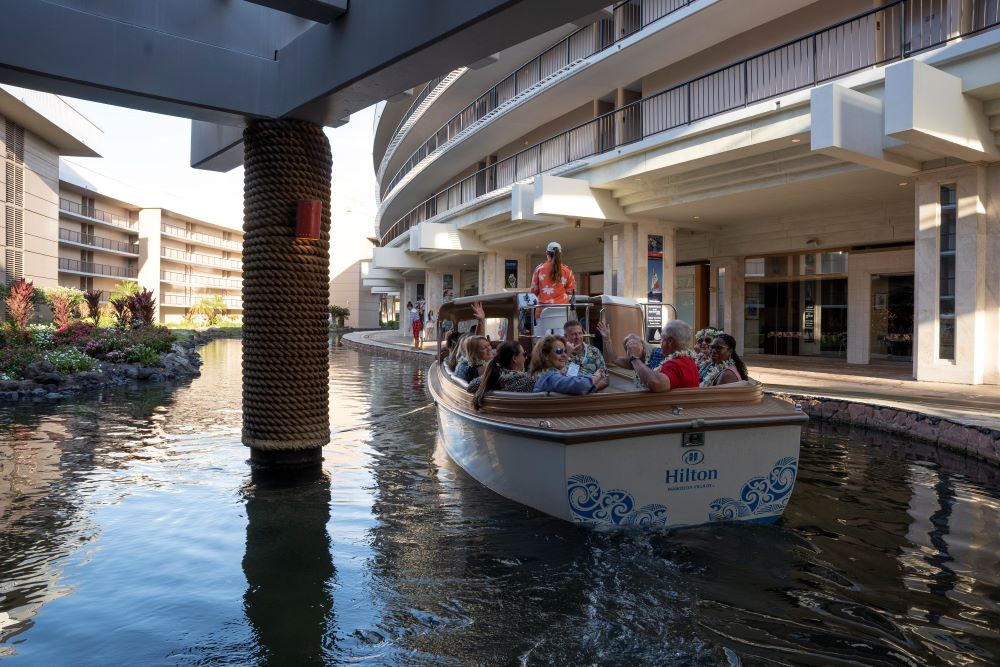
4;279;35;329
53;321;95;348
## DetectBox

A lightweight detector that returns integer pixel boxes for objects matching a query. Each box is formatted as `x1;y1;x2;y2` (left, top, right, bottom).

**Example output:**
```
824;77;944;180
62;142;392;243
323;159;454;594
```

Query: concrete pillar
710;256;742;352
914;164;995;384
242;119;331;468
136;208;162;321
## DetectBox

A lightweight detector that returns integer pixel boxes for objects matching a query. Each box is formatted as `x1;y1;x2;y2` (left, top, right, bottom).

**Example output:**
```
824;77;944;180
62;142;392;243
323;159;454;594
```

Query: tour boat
429;293;808;529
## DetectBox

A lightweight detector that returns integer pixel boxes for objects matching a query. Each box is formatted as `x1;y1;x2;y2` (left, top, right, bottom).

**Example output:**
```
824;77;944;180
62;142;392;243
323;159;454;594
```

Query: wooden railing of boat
428;361;807;438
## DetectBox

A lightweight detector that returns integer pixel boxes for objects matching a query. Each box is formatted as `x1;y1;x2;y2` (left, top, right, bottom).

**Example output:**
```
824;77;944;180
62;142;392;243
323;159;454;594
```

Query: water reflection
242;468;335;666
0;340;997;665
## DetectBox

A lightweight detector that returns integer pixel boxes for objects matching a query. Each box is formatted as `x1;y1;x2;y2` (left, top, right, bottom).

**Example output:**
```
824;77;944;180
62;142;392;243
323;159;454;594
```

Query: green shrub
127;344;160;366
44;348;98;374
0;344;42;380
381;319;399;330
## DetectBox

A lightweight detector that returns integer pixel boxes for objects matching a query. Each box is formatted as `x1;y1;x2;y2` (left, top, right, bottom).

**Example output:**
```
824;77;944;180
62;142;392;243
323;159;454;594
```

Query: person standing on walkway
408;301;423;349
423;309;436;343
530;241;576;312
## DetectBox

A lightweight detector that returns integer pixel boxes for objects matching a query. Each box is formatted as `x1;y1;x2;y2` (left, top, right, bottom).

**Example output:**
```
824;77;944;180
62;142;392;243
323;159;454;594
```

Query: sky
62;98;381;242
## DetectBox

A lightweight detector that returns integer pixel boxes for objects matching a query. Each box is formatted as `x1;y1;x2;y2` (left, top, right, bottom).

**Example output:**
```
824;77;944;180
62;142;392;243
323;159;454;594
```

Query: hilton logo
682;450;704;465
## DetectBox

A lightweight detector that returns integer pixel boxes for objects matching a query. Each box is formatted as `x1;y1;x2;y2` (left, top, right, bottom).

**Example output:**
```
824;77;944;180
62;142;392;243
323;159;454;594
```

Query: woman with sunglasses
467;341;535;409
530;335;609;394
701;333;750;386
694;326;720;382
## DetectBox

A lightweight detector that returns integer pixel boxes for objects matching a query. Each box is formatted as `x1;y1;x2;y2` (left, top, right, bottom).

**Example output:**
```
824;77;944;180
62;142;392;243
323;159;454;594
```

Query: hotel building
1;86;243;324
368;0;1000;385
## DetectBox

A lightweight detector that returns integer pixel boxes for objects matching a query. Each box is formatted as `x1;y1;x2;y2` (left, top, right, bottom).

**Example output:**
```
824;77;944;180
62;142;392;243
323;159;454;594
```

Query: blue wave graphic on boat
708;457;798;521
566;475;668;526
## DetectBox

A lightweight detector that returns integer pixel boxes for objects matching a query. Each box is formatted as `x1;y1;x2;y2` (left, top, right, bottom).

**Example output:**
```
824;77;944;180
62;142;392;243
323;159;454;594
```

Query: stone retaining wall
775;393;1000;466
339;335;435;364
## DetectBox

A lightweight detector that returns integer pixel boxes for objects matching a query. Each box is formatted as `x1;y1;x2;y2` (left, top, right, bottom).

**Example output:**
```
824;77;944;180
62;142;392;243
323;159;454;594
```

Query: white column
914;165;991;384
710;256;742;350
136;208;162;322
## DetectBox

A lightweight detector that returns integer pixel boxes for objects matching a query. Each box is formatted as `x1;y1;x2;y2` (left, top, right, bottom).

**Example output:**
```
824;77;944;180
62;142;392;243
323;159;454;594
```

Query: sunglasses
553;347;567;355
698;338;714;344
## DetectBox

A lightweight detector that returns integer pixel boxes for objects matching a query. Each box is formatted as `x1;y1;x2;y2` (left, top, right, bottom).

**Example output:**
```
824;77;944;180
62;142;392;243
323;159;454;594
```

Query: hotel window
939;184;956;360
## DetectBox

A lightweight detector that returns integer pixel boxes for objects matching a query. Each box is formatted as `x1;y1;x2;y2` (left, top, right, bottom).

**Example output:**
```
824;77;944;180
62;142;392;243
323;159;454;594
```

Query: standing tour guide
530;241;576;306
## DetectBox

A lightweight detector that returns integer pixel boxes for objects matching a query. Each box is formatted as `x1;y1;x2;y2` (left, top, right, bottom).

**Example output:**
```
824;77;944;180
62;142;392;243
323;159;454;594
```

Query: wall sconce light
296;199;322;240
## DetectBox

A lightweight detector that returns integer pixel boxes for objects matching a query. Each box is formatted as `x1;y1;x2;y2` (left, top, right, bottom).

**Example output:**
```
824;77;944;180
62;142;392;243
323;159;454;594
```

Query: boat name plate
681;432;705;447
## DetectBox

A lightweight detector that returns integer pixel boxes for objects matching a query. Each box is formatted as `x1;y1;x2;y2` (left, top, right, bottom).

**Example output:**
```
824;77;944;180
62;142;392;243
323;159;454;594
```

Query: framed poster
504;259;518;289
647;235;663;303
442;274;454;301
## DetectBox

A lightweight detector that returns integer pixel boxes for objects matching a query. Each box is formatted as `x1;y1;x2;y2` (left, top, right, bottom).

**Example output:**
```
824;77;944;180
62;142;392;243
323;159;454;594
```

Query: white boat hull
437;405;801;529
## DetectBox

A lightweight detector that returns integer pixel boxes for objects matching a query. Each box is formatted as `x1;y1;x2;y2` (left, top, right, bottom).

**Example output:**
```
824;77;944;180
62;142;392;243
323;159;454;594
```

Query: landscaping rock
136;366;156;380
148;373;165;383
23;360;56;380
31;388;47;396
45;392;64;399
34;372;64;385
125;364;140;379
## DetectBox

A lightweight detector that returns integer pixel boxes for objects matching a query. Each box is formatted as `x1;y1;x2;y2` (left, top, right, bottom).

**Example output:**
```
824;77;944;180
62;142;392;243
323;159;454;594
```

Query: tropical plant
110;297;130;329
44;348;99;374
381;319;398;330
109;280;140;303
329;304;350;328
46;286;84;328
83;290;104;326
126;344;160;366
188;295;228;326
128;289;157;328
4;279;35;329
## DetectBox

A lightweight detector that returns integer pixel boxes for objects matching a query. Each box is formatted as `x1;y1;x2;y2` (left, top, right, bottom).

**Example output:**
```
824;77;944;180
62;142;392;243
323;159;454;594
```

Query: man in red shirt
624;320;699;391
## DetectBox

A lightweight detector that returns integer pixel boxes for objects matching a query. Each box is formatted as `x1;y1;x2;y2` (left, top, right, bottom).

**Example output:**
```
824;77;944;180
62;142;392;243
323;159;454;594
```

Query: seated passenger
563;319;606;377
622;320;699;392
454;335;493;382
598;321;662;371
530;335;609;394
446;333;467;372
701;333;750;386
467;341;535;409
694;326;722;383
439;329;462;366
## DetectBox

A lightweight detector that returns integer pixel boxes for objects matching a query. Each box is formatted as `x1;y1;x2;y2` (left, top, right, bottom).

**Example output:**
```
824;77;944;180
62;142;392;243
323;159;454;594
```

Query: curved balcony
59;228;138;255
160;270;242;290
379;0;697;200
380;0;1000;245
160;222;241;251
161;246;242;272
162;293;243;310
58;257;137;280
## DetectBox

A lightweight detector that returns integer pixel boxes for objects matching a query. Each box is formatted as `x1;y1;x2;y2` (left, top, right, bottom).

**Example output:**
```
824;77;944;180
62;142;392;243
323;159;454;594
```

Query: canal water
1;338;999;666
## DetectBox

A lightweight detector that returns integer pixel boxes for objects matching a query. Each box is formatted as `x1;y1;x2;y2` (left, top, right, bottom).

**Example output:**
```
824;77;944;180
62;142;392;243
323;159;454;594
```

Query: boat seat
536;306;568;336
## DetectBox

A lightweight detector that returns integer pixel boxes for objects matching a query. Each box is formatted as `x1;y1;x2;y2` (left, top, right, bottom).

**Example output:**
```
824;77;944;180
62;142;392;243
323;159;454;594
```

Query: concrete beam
409;222;490;252
533;175;631;222
372;246;432;270
245;0;348;24
811;83;918;176
885;59;1000;162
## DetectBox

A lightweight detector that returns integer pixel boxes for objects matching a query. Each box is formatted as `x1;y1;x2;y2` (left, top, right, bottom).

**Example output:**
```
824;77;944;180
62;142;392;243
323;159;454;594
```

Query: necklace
700;359;735;387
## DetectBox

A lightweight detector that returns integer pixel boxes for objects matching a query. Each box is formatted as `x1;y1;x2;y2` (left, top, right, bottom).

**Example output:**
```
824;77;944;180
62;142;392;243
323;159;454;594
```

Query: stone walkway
340;330;1000;464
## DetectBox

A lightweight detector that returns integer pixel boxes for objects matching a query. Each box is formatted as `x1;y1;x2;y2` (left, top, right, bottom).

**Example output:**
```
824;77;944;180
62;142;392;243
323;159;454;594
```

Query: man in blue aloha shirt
563;319;606;378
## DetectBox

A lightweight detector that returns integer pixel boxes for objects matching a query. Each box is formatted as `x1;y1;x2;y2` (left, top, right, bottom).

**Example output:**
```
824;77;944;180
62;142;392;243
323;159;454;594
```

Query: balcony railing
58;257;137;279
381;0;696;198
161;293;243;309
380;0;1000;245
389;75;446;149
161;246;242;271
160;270;242;289
160;223;242;250
59;198;136;231
58;228;139;254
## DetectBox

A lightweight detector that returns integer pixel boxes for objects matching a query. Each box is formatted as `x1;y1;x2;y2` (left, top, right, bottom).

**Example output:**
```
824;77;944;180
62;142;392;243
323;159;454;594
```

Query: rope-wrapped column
242;120;331;467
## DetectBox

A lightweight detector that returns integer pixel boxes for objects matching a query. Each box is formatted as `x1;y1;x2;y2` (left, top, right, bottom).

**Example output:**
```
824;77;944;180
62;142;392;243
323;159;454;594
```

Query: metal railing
58;228;138;254
160;269;242;289
58;257;137;279
388;75;447;148
381;0;695;198
59;198;135;231
160;223;241;250
161;246;242;270
380;0;1000;245
161;293;243;309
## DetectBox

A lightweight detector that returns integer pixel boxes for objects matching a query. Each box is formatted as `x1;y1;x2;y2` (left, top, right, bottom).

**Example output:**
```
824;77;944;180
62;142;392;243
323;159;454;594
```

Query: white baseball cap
546;241;561;252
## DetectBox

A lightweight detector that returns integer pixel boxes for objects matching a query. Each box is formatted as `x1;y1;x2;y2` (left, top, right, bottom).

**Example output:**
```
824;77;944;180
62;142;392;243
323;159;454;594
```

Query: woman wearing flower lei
694;326;720;383
700;333;750;387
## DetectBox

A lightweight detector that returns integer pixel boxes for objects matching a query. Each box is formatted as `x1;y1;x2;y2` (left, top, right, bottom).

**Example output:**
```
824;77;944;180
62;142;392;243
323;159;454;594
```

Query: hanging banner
647;235;663;303
504;259;518;289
